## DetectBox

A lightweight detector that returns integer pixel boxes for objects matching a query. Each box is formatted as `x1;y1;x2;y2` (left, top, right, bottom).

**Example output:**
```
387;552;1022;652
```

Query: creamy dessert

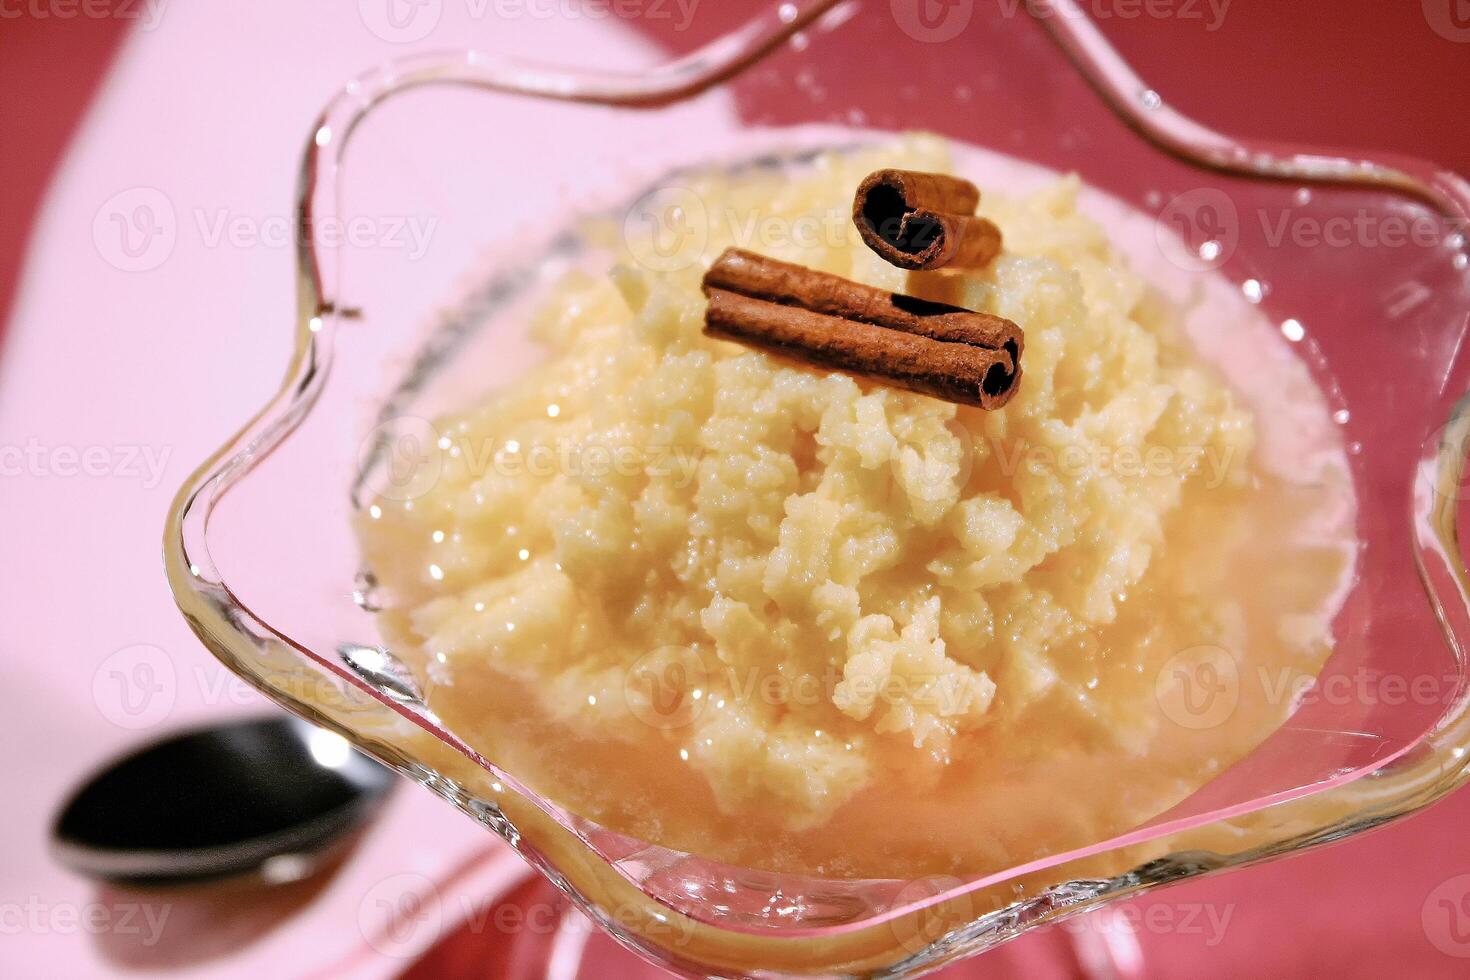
356;136;1355;878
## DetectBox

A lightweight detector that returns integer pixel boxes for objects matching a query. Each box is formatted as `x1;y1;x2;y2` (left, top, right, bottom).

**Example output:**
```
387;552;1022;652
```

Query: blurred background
2;1;1468;977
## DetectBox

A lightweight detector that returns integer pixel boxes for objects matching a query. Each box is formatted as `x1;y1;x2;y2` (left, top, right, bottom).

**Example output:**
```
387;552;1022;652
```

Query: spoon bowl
52;716;394;886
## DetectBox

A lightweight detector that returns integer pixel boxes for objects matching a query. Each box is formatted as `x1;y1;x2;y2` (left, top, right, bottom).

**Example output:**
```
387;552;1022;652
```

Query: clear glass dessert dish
165;1;1470;975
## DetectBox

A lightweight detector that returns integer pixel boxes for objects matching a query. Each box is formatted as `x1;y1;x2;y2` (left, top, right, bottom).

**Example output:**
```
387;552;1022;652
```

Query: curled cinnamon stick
701;248;1022;409
853;169;1002;271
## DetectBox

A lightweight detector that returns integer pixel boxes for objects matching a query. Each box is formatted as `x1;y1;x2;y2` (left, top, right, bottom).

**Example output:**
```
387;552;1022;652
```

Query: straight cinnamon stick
853;169;1002;271
701;248;1022;409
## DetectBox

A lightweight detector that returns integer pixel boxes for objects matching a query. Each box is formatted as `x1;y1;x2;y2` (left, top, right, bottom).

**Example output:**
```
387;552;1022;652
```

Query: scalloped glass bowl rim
163;0;1470;948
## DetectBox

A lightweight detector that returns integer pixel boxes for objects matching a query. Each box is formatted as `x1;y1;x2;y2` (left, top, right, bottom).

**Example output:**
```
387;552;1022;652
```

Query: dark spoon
52;716;394;886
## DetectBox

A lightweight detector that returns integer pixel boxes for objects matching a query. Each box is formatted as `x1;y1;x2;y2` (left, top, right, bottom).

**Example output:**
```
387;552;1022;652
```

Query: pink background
2;2;1469;977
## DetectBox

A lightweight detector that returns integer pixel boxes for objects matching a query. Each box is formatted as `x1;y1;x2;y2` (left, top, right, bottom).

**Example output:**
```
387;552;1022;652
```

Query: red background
5;1;1468;335
3;2;1467;977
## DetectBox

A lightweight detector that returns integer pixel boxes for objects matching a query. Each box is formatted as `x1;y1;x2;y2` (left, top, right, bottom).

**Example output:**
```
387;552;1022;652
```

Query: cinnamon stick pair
702;249;1022;409
853;169;1002;271
696;168;1019;409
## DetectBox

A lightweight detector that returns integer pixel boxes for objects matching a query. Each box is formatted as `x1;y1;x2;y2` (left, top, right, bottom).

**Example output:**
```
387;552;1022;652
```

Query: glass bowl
165;0;1470;975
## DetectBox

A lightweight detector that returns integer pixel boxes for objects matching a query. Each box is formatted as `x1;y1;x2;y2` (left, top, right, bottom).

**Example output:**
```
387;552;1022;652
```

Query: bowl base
395;874;1144;980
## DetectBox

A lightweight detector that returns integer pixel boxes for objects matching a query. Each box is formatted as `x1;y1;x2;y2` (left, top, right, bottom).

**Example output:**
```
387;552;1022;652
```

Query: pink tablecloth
3;3;1469;978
